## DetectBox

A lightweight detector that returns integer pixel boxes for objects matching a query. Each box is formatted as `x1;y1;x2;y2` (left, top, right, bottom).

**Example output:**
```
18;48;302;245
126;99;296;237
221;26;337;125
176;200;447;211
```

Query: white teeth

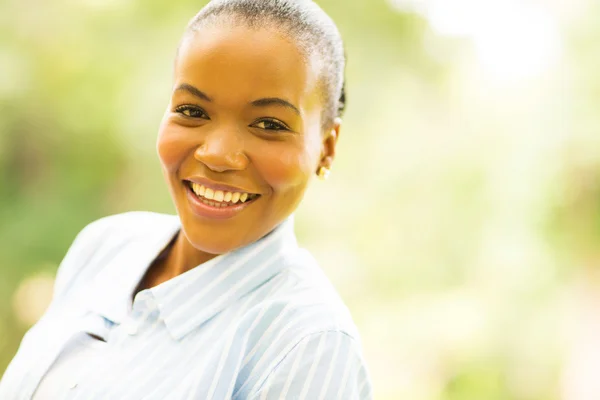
189;181;257;205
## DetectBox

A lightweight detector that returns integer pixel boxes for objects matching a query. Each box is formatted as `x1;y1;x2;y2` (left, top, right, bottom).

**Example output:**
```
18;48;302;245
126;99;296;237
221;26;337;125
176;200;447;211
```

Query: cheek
253;140;316;192
157;121;192;173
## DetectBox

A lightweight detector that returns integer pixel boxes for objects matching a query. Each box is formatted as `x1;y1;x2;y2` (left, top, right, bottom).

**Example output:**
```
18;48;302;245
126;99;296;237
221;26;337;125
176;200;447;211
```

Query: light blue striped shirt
1;212;372;399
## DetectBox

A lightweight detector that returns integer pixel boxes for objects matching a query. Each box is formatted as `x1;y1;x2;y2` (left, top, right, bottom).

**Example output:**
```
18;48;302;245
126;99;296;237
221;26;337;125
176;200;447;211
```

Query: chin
178;211;257;255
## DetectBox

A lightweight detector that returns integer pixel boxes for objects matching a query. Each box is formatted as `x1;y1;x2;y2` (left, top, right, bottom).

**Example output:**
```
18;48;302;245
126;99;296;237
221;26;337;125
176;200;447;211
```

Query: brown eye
175;105;209;119
252;118;289;131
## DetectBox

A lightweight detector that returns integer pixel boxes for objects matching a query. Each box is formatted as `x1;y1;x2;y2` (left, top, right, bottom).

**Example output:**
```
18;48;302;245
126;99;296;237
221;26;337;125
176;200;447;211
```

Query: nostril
229;151;249;166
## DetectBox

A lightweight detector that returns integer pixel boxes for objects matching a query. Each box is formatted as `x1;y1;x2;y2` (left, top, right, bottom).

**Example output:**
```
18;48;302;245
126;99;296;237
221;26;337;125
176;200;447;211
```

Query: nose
193;128;249;172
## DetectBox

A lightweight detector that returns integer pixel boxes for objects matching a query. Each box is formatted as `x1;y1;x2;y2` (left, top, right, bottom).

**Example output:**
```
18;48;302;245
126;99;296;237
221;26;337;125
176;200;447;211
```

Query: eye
251;118;290;131
174;105;209;119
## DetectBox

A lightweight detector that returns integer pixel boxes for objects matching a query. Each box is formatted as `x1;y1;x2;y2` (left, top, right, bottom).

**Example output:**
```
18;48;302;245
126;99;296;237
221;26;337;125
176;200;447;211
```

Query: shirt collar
86;214;298;341
86;214;181;325
151;216;298;340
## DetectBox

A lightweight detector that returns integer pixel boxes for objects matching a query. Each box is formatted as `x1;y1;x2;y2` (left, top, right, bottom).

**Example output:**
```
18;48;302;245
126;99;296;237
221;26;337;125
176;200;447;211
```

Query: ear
317;117;342;173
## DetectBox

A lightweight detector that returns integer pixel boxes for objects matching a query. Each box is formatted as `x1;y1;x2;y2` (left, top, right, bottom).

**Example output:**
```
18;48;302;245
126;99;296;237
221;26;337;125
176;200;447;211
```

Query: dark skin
134;21;341;296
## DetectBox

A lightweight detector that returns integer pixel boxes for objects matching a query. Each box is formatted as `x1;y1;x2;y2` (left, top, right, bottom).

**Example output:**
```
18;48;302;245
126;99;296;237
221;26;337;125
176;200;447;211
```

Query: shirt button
69;382;78;389
126;322;138;335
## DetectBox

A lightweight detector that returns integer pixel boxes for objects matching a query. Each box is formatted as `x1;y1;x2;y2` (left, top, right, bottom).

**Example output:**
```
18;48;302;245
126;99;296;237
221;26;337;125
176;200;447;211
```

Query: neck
165;230;218;278
134;230;218;296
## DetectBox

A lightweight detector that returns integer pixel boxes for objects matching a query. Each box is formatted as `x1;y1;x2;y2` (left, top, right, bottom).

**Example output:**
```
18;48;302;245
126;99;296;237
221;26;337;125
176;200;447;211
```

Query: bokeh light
11;271;55;327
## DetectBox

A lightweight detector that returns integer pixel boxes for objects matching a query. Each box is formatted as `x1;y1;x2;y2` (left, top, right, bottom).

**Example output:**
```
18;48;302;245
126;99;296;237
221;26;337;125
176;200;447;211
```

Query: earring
317;166;330;180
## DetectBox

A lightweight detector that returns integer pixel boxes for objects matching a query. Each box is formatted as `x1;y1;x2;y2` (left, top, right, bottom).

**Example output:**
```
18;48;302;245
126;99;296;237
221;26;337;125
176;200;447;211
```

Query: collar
86;213;181;325
86;213;298;341
151;216;298;340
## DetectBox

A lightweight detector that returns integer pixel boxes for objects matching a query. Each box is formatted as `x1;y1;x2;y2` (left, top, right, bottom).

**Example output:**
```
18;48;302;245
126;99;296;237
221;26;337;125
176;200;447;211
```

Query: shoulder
65;210;178;258
62;211;177;246
234;249;371;398
78;211;178;238
237;246;360;339
274;248;360;338
53;211;178;301
236;248;363;369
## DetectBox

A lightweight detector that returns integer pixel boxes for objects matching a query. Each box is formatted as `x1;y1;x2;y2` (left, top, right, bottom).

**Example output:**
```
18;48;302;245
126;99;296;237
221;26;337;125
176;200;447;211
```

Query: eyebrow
174;83;300;116
174;83;212;102
251;98;300;116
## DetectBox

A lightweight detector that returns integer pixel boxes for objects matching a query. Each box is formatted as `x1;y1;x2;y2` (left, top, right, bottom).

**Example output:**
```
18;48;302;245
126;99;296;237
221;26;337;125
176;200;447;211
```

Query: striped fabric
0;212;372;399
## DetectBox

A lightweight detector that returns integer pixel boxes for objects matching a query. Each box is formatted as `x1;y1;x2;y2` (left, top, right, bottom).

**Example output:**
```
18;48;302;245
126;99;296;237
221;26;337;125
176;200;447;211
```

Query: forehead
175;23;320;107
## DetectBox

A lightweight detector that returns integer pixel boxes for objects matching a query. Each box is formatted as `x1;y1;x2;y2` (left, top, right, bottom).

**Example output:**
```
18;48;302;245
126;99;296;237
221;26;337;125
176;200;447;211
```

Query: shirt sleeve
51;217;112;304
249;331;373;400
0;218;111;397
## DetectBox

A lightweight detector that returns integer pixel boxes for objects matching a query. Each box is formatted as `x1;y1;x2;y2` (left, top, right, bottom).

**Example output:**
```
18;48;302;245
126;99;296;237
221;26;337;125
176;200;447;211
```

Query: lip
184;176;260;195
184;182;259;220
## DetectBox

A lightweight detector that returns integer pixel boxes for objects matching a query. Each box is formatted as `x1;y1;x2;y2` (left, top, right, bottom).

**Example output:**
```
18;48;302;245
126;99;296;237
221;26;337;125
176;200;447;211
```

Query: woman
0;0;372;398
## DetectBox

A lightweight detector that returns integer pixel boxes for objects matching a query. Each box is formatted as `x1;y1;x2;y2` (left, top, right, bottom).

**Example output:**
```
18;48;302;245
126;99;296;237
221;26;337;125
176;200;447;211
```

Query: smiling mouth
185;180;260;208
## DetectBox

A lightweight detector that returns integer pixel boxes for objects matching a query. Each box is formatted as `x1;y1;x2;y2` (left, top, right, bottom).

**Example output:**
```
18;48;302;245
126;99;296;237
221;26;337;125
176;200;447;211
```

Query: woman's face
157;22;338;255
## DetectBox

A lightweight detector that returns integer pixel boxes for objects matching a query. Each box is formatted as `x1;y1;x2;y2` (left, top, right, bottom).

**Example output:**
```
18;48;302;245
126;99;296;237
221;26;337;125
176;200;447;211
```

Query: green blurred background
2;0;600;398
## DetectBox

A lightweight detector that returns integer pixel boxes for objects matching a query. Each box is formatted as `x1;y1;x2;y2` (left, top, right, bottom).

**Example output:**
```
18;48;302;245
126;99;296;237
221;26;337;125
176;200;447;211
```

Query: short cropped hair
184;0;347;129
